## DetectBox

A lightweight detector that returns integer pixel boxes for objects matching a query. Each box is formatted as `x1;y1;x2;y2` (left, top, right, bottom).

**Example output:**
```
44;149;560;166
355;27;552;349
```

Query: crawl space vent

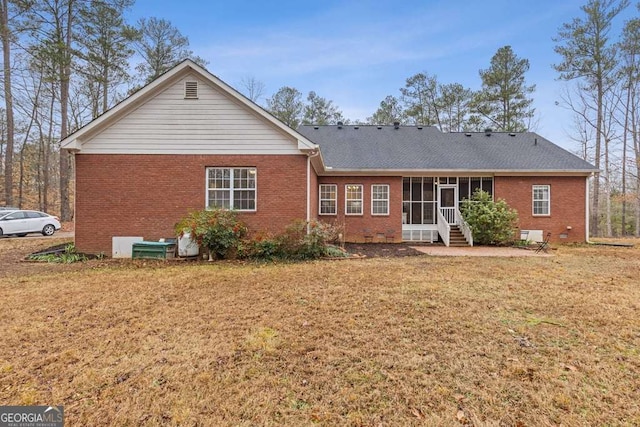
184;81;198;99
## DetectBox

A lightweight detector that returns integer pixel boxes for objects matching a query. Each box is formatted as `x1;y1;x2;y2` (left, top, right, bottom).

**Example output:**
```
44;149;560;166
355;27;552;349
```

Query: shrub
239;220;343;261
460;189;518;245
175;209;247;260
29;243;87;263
276;219;341;260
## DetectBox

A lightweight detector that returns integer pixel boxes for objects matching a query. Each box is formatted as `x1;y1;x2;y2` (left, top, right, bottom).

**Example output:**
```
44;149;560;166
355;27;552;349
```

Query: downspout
306;148;320;233
585;175;590;243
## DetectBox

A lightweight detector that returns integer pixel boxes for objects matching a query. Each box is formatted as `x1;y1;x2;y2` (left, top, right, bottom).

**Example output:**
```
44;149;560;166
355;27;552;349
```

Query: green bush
460;189;518;245
175;208;247;260
29;243;87;263
239;220;342;261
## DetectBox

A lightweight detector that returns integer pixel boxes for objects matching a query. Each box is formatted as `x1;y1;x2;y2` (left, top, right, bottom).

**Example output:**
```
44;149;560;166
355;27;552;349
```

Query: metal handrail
437;208;451;247
455;208;473;246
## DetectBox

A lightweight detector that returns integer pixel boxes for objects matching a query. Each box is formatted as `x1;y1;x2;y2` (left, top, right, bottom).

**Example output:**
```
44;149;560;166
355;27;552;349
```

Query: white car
0;210;62;237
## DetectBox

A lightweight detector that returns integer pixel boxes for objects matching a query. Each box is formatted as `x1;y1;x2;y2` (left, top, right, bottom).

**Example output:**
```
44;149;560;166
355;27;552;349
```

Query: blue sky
126;0;636;152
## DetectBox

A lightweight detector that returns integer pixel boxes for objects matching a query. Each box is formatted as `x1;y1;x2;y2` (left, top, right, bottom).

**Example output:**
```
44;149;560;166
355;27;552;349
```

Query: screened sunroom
401;176;494;242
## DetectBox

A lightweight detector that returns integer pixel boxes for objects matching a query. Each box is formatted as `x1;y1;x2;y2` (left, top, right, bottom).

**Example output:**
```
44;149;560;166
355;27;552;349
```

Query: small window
371;184;389;215
532;185;550;216
319;184;337;215
345;184;363;215
185;81;198;99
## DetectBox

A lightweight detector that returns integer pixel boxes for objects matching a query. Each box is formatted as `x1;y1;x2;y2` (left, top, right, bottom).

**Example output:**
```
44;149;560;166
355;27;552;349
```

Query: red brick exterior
74;154;309;254
75;154;589;254
317;176;403;243
494;175;588;243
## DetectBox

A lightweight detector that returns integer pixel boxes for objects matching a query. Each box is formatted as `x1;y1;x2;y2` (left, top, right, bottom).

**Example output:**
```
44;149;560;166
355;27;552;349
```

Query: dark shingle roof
297;125;597;173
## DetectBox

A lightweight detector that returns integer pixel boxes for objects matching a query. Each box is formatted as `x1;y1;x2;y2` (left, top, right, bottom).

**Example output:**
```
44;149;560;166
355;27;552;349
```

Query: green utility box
132;241;176;260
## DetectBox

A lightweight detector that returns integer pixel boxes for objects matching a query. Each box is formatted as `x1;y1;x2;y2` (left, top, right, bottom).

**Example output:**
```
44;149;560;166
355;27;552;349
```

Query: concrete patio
411;245;553;257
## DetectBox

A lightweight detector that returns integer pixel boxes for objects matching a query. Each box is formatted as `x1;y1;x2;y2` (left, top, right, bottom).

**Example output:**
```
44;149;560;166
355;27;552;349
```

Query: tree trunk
18;143;24;208
1;0;15;206
621;82;631;236
592;80;603;237
604;137;611;237
59;0;73;220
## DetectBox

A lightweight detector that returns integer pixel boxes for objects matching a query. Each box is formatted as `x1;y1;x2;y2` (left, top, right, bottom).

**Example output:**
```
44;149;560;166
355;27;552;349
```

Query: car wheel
42;224;56;236
17;233;27;237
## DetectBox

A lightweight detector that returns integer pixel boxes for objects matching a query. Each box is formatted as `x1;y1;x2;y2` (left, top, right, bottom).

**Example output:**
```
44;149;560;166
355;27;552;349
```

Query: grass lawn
1;240;639;425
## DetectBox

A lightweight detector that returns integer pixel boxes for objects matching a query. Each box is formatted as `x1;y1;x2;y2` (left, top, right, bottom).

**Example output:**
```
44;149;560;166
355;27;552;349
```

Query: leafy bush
239;220;343;261
29;243;88;263
175;209;247;260
460;189;518;245
238;232;281;261
277;219;344;260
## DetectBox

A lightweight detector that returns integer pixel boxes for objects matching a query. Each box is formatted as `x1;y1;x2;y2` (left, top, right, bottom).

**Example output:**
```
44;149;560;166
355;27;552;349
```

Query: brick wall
494;175;588;243
75;154;309;254
317;176;403;243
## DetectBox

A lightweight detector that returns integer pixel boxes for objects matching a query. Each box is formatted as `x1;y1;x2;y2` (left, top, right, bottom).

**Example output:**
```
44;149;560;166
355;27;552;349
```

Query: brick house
61;60;597;255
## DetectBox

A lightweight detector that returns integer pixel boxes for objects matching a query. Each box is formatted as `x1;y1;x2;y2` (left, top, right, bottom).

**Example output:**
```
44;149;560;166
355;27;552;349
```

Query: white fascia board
62;139;81;152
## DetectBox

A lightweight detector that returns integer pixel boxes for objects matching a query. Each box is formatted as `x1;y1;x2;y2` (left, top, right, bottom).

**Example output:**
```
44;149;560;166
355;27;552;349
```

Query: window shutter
184;81;198;99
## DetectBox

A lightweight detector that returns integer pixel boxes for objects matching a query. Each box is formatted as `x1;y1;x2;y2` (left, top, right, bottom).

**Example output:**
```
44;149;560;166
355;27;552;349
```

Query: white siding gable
79;73;301;155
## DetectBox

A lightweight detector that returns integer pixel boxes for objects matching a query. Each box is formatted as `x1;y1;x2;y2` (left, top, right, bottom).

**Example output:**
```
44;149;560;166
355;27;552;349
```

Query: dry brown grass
1;241;639;426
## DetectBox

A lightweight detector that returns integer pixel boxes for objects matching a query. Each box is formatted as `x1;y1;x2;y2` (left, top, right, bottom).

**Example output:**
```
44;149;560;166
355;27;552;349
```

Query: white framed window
206;167;256;211
345;184;363;215
532;185;550;216
371;184;389;215
319;184;337;215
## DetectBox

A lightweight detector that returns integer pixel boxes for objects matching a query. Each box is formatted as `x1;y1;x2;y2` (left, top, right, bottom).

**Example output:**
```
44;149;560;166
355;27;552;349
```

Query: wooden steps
449;225;470;247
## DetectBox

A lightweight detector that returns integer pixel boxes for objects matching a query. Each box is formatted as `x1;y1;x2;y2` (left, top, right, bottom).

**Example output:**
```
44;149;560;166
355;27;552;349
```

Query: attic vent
377;126;382;129
337;121;343;129
417;126;423;130
484;128;492;136
184;81;198;99
313;126;319;129
509;133;516;137
465;133;472;137
354;126;359;129
394;121;400;129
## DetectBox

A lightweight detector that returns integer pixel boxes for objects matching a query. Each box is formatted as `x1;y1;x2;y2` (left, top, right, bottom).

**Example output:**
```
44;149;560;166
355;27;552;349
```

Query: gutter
306;148;320;231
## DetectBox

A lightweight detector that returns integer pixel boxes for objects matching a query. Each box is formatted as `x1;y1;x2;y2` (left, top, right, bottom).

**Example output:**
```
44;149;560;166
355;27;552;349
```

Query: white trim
205;167;257;211
345;184;363;216
371;184;390;216
306;156;311;223
319;184;337;215
532;184;551;216
318;168;595;176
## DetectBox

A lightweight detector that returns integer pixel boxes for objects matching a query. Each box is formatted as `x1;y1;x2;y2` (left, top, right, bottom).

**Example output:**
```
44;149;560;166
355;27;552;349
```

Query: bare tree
553;0;630;236
238;76;265;103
